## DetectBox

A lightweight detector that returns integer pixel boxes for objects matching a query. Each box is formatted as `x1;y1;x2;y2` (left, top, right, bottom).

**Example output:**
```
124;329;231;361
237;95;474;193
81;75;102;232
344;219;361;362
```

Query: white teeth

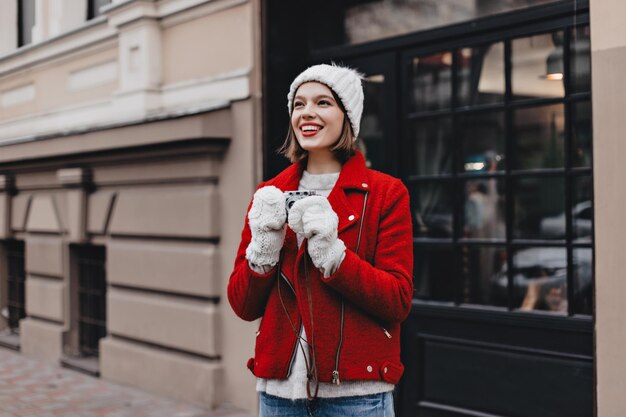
302;125;321;132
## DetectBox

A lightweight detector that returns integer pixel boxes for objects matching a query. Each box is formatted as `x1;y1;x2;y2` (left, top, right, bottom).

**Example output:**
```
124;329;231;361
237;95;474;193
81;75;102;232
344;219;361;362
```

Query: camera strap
276;190;369;401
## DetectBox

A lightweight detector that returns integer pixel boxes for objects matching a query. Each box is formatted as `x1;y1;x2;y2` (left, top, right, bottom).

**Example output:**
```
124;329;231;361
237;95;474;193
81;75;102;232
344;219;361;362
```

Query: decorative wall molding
0;0;252;148
107;287;219;356
25;276;65;323
0;105;232;163
25;195;64;234
67;61;118;92
0;174;14;239
1;84;35;108
160;0;248;28
100;336;221;407
0;70;243;146
160;70;249;109
108;185;219;239
25;236;64;278
0;19;115;76
11;194;32;232
107;239;220;297
88;191;117;235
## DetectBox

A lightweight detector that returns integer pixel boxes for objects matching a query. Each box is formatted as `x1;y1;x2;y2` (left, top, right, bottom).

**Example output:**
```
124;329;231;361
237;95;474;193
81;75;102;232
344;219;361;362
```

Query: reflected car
491;247;592;311
540;200;592;238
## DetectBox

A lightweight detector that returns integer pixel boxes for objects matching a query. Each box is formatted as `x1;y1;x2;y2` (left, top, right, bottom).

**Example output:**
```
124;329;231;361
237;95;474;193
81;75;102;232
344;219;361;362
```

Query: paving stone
0;348;255;417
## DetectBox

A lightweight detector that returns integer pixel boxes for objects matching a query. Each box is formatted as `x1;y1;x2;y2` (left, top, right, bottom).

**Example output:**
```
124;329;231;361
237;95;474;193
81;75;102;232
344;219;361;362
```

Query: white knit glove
245;186;287;269
288;196;346;277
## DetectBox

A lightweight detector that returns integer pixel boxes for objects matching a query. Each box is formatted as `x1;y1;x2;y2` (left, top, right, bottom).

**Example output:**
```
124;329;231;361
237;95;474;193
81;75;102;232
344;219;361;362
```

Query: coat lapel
328;151;370;234
268;151;370;218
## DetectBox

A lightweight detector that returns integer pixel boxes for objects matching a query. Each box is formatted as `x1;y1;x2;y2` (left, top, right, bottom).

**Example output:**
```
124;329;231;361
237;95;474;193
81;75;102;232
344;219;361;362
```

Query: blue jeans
259;391;395;417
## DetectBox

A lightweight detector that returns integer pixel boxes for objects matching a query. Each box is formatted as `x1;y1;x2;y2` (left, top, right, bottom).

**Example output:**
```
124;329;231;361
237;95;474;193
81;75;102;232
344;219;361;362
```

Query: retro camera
285;190;317;214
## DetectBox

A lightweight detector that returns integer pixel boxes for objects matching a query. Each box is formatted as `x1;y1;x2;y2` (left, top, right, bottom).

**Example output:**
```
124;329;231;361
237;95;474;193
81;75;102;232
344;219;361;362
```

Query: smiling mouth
300;125;323;137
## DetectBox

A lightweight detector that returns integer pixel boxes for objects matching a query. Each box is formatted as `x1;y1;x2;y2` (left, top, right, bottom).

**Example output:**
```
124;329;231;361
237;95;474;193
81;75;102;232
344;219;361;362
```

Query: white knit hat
287;63;364;139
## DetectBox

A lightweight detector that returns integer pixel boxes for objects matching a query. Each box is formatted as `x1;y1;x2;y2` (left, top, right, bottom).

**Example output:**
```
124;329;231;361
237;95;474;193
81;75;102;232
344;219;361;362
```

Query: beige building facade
590;0;626;416
0;0;261;412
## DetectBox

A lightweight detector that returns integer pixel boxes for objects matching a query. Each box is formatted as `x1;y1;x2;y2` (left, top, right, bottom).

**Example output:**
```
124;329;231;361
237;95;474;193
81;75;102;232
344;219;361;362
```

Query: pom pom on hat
287;63;364;139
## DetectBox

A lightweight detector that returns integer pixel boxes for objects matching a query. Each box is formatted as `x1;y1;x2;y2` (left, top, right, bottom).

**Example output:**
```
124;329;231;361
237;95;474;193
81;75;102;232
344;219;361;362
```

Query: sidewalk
0;348;255;417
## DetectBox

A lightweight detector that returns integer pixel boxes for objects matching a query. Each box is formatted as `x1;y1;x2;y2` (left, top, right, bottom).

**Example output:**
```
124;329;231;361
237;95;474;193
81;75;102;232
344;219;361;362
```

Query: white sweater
256;170;394;399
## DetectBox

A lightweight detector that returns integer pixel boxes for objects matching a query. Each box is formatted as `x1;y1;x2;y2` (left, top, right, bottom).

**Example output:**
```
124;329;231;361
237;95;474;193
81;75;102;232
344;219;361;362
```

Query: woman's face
291;82;346;155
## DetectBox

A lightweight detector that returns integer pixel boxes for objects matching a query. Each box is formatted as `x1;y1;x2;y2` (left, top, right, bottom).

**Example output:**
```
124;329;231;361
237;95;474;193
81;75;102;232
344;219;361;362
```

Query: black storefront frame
263;1;593;416
399;25;592;315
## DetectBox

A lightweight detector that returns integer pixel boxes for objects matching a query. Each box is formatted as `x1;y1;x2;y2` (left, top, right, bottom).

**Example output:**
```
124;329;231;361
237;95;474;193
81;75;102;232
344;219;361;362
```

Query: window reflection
336;0;560;46
18;0;36;47
410;117;453;176
572;101;593;168
460;111;506;173
88;0;112;19
512;32;565;99
570;25;592;94
414;246;456;302
509;247;568;314
573;176;593;242
462;245;507;307
411;53;453;112
513;104;565;170
463;179;505;240
573;248;593;315
358;74;386;170
387;8;593;316
516;177;565;240
411;182;454;239
458;43;505;106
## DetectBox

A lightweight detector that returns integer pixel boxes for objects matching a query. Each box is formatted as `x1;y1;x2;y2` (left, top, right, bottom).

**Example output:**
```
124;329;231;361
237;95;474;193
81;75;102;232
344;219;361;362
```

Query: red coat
227;151;414;385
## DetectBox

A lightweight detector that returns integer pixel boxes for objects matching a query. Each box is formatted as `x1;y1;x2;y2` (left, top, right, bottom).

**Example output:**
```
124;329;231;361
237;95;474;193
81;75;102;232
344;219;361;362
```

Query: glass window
570;25;591;94
512;104;565;170
18;0;36;47
515;177;565;240
572;101;593;167
459;111;506;173
411;181;454;239
87;0;111;19
403;23;592;316
462;178;505;240
461;244;508;307
458;43;505;107
513;247;568;314
573;175;593;242
414;245;457;302
359;74;386;170
572;248;593;315
410;53;453;112
512;31;565;100
409;117;453;176
309;0;561;48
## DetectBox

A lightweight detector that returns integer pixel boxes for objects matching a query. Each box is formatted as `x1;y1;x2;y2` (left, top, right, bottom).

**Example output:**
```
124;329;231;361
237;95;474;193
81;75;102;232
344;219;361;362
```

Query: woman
227;64;413;417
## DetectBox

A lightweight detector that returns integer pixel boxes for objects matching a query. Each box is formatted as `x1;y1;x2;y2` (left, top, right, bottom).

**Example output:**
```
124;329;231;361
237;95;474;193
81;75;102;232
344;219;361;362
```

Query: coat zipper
332;300;344;385
331;190;369;386
382;327;392;339
281;272;296;294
